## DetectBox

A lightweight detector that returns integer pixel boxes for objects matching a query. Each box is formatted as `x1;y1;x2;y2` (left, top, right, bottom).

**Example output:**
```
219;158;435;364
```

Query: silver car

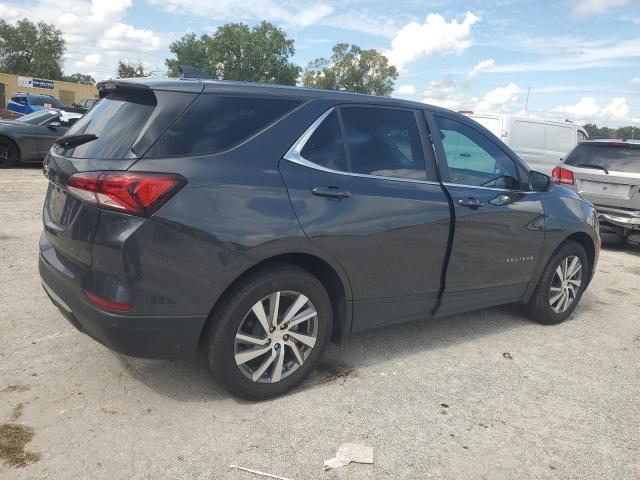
552;139;640;244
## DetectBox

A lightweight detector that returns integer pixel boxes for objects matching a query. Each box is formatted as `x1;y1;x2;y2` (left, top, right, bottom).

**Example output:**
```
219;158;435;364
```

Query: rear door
429;112;545;315
280;105;451;331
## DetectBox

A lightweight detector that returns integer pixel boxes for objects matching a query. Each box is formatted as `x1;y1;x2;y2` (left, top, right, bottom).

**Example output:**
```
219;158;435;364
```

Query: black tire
0;140;18;168
203;265;332;400
527;240;588;325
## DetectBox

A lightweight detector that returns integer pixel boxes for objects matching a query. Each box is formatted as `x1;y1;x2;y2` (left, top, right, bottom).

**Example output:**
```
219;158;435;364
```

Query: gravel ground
1;167;639;480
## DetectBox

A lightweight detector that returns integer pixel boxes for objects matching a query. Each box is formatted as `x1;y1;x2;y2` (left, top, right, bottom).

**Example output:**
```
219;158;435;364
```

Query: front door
429;112;546;316
280;106;451;332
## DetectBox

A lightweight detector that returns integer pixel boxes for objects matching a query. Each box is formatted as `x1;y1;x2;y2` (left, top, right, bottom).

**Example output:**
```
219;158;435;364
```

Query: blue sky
1;0;639;126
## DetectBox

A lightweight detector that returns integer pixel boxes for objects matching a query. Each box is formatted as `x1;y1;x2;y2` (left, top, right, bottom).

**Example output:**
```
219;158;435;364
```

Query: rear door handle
312;186;350;200
458;198;483;209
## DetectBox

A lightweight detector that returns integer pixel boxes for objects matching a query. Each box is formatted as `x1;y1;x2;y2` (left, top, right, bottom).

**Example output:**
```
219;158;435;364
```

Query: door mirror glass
528;170;550;192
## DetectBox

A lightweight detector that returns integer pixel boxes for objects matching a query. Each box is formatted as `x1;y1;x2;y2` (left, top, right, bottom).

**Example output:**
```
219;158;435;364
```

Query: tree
0;18;65;79
61;73;95;85
301;43;399;96
117;60;149;78
583;123;639;139
165;22;300;85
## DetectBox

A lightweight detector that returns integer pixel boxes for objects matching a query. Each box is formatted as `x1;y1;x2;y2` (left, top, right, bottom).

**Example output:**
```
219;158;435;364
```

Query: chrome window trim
283;107;441;186
442;182;537;194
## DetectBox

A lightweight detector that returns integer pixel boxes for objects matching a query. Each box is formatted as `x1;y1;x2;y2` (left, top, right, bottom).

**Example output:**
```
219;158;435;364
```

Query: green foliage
301;43;399;96
61;73;95;85
584;123;640;139
0;18;65;80
117;60;149;79
165;22;300;85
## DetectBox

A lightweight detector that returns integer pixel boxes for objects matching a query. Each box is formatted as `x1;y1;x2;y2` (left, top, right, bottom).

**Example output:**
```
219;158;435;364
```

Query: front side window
435;115;519;189
13;95;26;104
577;131;587;143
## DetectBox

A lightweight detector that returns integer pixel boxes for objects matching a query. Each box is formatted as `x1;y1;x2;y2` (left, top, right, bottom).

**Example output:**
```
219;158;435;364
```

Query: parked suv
39;77;599;400
553;139;640;245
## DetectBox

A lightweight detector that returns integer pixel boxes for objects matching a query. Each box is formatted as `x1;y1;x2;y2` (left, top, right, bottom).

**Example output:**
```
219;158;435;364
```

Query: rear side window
299;107;428;181
55;90;156;159
147;95;302;156
300;111;347;171
565;144;640;174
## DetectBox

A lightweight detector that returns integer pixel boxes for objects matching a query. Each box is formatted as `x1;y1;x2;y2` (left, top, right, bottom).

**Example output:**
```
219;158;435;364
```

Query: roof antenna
178;65;212;80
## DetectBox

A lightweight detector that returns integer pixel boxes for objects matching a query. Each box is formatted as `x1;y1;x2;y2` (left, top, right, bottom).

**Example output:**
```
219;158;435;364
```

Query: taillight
83;291;133;312
67;171;186;216
551;167;575;185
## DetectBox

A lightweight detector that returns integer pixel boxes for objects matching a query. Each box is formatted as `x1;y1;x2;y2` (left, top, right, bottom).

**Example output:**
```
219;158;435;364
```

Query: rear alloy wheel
234;291;318;383
527;240;588;324
0;141;18;168
204;266;332;400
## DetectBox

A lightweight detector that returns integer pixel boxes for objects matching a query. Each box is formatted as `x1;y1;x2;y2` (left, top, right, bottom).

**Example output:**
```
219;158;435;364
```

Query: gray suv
553;139;640;244
39;75;599;400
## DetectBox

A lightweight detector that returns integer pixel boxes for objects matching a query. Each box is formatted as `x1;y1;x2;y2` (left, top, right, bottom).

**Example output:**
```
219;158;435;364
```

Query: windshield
16;109;59;125
565;143;640;174
29;95;65;108
56;91;155;159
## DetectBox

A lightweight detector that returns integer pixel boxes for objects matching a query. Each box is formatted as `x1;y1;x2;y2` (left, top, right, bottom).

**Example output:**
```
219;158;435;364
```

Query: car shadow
116;302;529;403
601;242;640;257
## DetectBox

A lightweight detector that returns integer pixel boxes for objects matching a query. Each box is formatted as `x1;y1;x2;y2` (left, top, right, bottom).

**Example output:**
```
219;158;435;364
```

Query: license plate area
47;182;70;224
579;180;631;198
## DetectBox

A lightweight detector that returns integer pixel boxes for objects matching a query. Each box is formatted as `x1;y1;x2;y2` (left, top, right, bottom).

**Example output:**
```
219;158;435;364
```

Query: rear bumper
595;205;640;231
39;253;208;360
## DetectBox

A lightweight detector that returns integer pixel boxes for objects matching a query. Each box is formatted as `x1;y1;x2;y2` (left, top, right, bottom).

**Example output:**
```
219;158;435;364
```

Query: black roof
98;77;449;114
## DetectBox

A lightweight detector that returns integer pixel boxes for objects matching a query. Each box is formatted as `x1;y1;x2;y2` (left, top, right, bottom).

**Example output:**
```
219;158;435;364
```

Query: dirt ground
1;167;639;479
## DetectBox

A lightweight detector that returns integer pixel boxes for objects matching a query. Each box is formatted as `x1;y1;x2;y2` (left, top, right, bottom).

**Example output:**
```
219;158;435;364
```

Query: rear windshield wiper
54;133;98;149
577;163;609;174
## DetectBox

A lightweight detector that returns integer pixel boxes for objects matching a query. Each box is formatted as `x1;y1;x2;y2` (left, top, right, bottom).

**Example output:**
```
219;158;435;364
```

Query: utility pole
524;87;531;116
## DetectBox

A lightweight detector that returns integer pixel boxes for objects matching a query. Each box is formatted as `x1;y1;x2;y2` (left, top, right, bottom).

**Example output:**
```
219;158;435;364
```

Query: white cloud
552;97;632;123
493;37;640;73
150;0;333;27
0;3;18;20
476;83;520;112
467;58;494;80
395;84;417;96
601;97;630;120
384;12;479;71
573;0;632;16
1;0;166;79
553;97;600;118
631;77;640;85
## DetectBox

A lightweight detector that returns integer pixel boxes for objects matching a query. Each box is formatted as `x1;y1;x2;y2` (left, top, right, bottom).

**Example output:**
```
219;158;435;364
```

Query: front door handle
458;198;483;209
312;186;350;200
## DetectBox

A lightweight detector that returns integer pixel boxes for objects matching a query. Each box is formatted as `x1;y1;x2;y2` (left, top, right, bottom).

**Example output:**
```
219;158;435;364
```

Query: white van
464;113;588;175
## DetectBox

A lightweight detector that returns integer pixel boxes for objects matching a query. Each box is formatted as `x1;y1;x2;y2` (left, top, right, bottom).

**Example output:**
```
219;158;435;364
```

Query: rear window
29;95;65;108
56;90;155;159
565;143;640;173
146;95;302;157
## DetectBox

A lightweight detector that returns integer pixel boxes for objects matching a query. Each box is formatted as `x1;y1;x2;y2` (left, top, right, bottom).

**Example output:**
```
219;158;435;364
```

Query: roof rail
178;65;212;80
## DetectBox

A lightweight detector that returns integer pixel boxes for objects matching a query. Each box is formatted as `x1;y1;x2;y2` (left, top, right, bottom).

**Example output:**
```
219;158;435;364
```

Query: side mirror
47;121;62;129
528;170;551;192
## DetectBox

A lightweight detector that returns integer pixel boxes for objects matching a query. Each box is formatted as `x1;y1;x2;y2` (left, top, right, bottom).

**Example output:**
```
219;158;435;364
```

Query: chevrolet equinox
39;74;599;400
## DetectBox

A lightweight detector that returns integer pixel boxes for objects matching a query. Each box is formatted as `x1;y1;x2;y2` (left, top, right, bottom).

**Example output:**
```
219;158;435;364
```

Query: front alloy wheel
235;291;318;383
549;255;583;313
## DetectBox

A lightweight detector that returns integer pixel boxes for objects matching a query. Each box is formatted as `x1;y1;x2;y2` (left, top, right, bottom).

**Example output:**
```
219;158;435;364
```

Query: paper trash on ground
323;443;374;470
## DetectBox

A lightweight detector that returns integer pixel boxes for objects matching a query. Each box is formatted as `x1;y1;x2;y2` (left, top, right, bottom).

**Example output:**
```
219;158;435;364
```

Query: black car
39;76;600;400
0;109;83;167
